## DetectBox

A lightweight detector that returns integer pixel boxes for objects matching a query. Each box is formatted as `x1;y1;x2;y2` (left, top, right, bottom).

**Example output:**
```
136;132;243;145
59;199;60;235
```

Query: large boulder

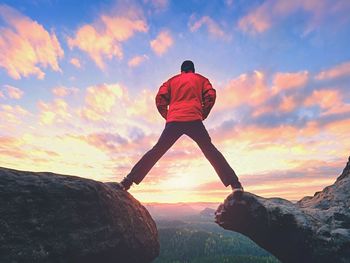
0;167;159;263
215;156;350;263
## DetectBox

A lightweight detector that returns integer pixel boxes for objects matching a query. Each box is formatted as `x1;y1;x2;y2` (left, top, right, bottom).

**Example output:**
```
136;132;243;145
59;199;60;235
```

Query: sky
1;0;350;203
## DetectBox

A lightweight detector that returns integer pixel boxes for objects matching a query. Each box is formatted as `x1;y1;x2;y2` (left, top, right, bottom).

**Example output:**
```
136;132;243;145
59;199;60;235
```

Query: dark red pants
127;120;240;187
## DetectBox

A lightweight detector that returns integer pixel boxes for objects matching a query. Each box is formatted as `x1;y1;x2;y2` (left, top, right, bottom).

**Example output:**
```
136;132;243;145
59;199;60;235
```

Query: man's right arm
202;78;216;120
155;80;170;119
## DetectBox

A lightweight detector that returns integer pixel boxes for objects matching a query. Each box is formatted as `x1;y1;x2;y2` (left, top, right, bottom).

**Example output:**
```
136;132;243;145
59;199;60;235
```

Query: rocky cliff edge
215;156;350;263
0;167;159;263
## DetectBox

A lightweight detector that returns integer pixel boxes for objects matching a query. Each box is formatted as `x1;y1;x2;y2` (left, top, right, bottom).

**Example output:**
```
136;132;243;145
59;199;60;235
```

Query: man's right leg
185;121;242;189
121;122;183;189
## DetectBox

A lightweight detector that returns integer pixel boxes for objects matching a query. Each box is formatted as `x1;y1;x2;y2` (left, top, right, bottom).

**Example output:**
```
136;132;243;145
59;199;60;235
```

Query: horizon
1;0;350;203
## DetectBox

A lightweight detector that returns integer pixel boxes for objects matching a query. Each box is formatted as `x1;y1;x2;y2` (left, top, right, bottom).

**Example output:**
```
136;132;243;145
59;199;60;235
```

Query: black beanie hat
181;60;195;73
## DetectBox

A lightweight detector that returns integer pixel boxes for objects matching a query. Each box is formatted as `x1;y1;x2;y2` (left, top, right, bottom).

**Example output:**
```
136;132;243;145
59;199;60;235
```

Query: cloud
38;98;71;125
238;3;271;34
303;89;350;115
0;136;28;159
128;54;149;67
146;0;169;12
0;104;30;126
68;9;148;69
272;71;309;93
279;95;297;113
84;132;129;152
216;70;270;111
238;0;350;35
70;58;81;68
52;86;79;97
80;83;124;121
2;85;24;99
189;16;227;39
304;89;340;109
0;5;64;79
150;30;173;56
315;61;350;80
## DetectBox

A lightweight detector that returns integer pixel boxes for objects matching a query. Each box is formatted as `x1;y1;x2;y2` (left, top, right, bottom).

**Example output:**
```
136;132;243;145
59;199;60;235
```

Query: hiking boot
231;182;244;199
119;177;133;191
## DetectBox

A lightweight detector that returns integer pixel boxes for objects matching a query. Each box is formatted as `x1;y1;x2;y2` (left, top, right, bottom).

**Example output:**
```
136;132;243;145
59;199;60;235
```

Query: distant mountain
199;207;216;217
144;202;219;220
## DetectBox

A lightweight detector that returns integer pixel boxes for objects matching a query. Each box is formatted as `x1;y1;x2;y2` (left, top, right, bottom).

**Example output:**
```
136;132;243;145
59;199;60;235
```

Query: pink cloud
315;61;350;80
3;85;24;99
303;89;350;115
304;90;340;109
238;4;271;34
128;55;149;67
216;70;270;110
238;0;350;35
70;58;81;68
189;16;227;39
272;71;309;93
52;86;79;97
0;136;28;159
68;10;148;69
0;90;4;99
84;132;128;152
150;30;173;56
0;5;64;79
279;95;297;113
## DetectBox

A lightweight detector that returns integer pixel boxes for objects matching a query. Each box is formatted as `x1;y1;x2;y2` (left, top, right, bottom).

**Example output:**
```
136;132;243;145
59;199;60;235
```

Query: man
119;60;243;195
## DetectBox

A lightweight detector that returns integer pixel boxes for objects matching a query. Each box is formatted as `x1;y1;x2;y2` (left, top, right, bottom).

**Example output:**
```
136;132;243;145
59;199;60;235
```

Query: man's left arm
155;80;170;119
202;78;216;120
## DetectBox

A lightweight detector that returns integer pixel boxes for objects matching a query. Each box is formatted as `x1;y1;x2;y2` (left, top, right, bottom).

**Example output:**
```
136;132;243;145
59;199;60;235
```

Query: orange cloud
52;86;79;97
70;58;81;68
126;89;160;123
315;61;350;80
189;16;227;39
0;5;63;79
150;30;173;56
80;83;124;121
3;85;24;99
128;55;149;67
68;11;148;69
38;99;71;125
0;104;30;126
272;71;309;93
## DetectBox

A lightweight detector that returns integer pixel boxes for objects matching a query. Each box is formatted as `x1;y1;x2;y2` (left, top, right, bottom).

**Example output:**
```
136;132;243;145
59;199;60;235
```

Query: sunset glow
1;0;350;203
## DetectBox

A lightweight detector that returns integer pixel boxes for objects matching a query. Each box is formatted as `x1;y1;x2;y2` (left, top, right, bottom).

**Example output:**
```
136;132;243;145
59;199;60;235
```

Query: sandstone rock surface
0;167;159;263
215;157;350;263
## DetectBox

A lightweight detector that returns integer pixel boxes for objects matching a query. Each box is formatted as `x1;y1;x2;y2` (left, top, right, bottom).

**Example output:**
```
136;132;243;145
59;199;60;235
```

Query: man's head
181;60;195;73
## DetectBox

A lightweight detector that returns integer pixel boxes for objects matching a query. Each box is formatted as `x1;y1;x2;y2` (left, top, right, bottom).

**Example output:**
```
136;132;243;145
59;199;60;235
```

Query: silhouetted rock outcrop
215;156;350;263
0;167;159;263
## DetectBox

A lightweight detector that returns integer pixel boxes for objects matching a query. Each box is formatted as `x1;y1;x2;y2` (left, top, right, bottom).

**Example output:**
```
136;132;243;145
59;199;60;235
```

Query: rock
0;167;159;263
215;157;350;263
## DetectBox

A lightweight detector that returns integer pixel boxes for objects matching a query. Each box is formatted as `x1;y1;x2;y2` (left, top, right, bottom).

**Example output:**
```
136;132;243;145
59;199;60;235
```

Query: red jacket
155;72;216;122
